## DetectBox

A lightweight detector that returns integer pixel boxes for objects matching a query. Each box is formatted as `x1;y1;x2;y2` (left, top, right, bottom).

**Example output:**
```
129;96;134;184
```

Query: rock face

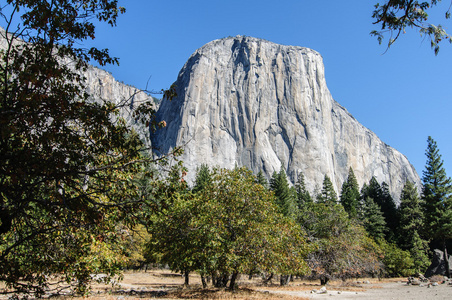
425;249;452;277
152;36;420;199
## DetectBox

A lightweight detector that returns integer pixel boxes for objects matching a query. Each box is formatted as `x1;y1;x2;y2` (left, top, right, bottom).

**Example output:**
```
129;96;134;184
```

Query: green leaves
146;166;310;289
372;0;452;54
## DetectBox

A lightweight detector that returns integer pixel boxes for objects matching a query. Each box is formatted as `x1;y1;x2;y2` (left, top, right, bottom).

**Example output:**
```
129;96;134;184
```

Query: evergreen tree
295;172;312;210
255;170;268;189
360;196;386;241
422;136;452;277
270;167;297;217
318;175;337;205
192;164;212;193
340;167;360;218
379;182;399;242
398;181;430;273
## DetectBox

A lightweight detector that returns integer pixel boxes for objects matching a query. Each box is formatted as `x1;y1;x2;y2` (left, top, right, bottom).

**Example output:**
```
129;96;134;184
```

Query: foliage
371;0;452;54
299;202;382;284
255;170;268;189
270;166;297;218
0;1;172;296
317;175;338;205
147;167;310;290
192;164;212;193
398;181;430;273
359;196;387;241
378;240;415;277
421;136;452;277
295;172;312;210
340;168;360;219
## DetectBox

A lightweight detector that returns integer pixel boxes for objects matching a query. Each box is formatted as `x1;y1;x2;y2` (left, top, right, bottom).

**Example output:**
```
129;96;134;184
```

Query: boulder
425;249;452;278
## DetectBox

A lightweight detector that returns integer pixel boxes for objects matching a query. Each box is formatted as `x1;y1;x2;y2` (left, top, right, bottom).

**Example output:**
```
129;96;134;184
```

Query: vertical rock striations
152;36;420;199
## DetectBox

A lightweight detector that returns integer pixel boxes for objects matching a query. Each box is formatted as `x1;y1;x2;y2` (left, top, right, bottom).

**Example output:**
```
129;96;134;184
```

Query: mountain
151;36;420;199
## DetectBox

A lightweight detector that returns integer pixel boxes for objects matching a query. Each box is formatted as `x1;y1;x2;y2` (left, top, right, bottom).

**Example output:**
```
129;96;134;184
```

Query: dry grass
2;270;410;300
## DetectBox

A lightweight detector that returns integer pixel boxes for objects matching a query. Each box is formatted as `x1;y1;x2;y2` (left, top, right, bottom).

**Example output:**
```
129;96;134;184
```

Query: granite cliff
152;36;420;199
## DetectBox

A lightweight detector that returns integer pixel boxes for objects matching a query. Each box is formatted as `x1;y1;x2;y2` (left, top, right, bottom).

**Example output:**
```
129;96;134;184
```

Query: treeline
132;136;451;289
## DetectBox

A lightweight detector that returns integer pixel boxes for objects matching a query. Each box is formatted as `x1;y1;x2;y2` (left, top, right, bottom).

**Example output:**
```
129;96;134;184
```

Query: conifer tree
398;181;430;274
270;167;297;218
379;182;399;242
295;172;312;210
255;170;268;189
340;168;360;218
422;136;452;277
192;164;212;193
360;196;386;241
317;175;337;205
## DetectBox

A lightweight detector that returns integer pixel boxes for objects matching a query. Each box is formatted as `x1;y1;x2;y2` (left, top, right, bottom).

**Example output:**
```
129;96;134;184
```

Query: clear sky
88;0;452;180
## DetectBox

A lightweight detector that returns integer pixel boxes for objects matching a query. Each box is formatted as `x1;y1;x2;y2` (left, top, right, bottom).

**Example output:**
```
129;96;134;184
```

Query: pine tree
422;136;452;277
318;175;337;205
295;172;312;210
270;167;297;217
360;196;386;241
379;182;399;242
398;181;430;273
255;170;268;189
340;167;360;218
192;164;212;193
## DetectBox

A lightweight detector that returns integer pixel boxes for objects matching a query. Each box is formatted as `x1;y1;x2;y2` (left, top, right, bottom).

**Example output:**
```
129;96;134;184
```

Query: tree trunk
263;273;273;285
280;275;290;286
184;270;189;286
201;275;207;289
320;277;329;285
215;273;229;288
228;272;239;290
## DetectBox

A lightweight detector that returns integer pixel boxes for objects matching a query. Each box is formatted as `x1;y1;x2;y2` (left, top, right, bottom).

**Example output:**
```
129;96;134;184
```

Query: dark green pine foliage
360;196;386;241
255;170;268;189
317;175;337;205
398;181;430;273
378;182;399;242
340;168;360;219
270;167;297;217
192;164;212;193
295;172;312;210
422;136;452;277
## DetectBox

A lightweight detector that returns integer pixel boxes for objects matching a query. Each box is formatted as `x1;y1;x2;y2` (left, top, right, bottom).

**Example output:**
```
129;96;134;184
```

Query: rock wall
152;36;420;200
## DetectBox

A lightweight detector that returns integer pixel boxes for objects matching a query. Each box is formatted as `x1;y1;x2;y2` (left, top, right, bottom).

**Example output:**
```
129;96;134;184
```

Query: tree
360;196;387;241
340;168;360;219
270;166;297;218
192;164;212;193
300;202;382;285
317;175;337;205
378;182;399;242
398;181;430;273
422;136;452;277
0;1;170;295
295;172;312;210
371;0;452;54
255;170;268;189
147;167;310;290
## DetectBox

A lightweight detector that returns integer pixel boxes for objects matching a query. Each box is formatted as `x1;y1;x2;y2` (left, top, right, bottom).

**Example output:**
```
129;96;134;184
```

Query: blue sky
89;1;451;180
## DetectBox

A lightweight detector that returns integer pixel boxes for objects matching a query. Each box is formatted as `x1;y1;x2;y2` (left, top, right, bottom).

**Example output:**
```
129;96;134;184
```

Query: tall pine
422;136;452;277
398;181;430;274
270;166;297;217
317;175;337;205
340;167;360;218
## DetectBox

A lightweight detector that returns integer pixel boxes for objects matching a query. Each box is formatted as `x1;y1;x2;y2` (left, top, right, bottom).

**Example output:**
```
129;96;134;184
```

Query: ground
2;270;452;299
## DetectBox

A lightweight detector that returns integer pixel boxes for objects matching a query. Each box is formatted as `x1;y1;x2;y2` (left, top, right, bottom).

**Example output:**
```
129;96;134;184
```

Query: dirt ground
3;270;452;299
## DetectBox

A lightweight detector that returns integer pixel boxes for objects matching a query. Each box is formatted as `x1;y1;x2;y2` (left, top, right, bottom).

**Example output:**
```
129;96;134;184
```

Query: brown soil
3;270;452;299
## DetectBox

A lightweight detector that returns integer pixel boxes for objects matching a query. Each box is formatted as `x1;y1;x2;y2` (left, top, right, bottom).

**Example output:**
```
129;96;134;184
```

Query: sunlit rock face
153;36;420;199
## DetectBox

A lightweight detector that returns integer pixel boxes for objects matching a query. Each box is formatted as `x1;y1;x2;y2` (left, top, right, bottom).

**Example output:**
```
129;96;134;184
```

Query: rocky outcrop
152;36;420;199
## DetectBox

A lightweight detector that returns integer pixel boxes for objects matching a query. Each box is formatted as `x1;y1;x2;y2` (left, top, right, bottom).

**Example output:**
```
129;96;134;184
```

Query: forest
1;0;451;297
